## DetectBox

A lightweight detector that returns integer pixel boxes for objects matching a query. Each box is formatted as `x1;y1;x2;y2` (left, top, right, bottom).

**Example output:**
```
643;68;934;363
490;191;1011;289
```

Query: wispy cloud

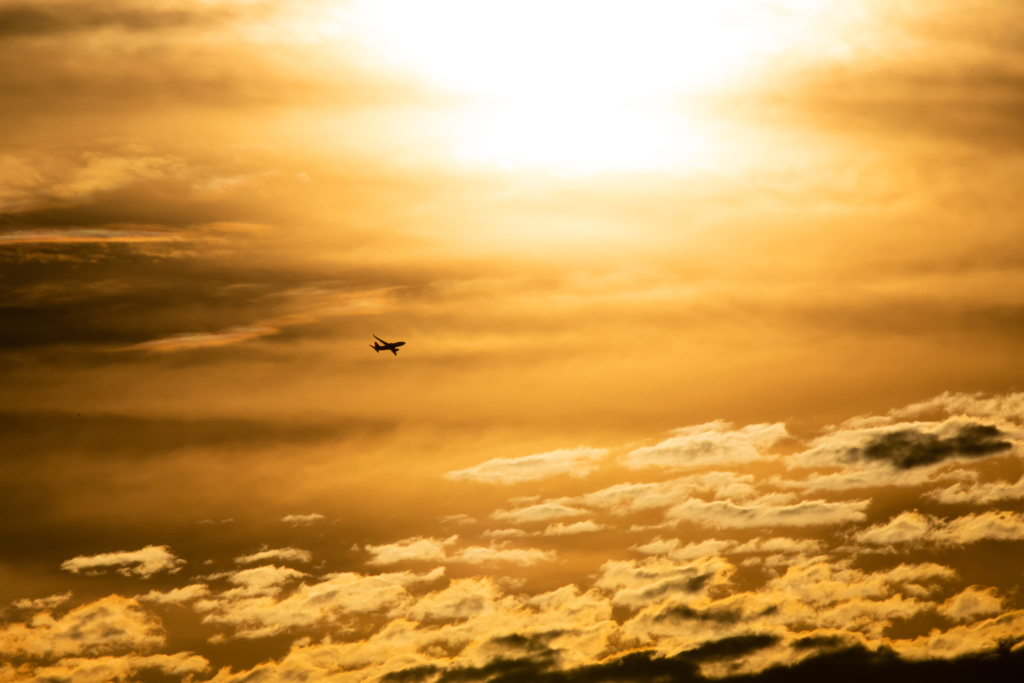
445;446;608;484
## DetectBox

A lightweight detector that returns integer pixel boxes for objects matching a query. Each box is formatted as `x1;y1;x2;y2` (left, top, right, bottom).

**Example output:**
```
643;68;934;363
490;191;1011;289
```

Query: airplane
370;335;406;355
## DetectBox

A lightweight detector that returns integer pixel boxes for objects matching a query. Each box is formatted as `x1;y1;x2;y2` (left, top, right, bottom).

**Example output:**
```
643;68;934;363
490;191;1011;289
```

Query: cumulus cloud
938;586;1004;622
12;592;72;611
364;536;554;567
365;536;458;565
0;595;164;659
926;474;1024;504
665;495;869;529
444;446;608;484
624;421;788;470
855;510;1024;547
556;472;758;517
194;568;445;639
136;584;210;605
595;557;734;609
234;547;312;565
60;545;184;578
215;565;307;599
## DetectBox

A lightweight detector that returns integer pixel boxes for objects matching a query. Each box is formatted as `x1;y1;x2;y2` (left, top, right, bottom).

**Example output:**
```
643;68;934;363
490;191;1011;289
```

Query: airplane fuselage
371;336;405;355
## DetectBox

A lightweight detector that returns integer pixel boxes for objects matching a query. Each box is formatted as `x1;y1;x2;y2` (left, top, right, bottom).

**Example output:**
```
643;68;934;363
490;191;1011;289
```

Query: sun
347;0;840;172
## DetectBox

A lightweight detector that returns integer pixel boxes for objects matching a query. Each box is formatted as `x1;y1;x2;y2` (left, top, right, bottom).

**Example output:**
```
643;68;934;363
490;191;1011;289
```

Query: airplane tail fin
370;344;379;353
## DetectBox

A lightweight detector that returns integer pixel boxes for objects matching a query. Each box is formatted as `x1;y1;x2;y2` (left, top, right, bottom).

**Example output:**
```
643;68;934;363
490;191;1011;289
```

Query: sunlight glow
348;0;841;172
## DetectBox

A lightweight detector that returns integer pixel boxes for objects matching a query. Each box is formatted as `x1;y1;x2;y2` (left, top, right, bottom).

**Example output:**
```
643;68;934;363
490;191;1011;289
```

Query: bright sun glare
349;0;840;172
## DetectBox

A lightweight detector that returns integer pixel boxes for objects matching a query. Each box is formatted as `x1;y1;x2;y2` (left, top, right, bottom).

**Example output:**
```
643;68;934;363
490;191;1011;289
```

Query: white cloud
136;585;211;605
0;595;164;658
449;544;556;566
235;547;312;565
12;592;72;611
445;447;608;484
542;520;609;536
926;474;1024;504
624;421;788;470
632;538;737;561
482;528;530;539
938;586;1004;622
559;472;757;517
365;536;458;565
195;568;445;639
280;513;326;525
665;495;869;528
406;578;503;621
218;566;307;599
491;503;588;524
595;557;734;609
855;510;1024;547
60;545;185;578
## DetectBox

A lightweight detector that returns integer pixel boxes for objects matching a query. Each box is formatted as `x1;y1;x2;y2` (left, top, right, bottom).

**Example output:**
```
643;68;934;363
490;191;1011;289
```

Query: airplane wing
373;334;387;344
390;348;399;355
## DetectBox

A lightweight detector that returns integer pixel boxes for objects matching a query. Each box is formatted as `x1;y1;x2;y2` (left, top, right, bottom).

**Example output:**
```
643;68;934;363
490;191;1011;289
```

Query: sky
2;0;1024;681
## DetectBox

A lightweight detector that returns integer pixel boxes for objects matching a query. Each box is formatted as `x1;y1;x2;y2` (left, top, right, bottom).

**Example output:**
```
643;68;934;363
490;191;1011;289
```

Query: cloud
491;502;589;524
926;474;1024;505
29;653;210;683
125;325;278;352
858;424;1013;469
12;591;72;611
364;535;554;567
406;578;503;622
0;228;185;245
234;547;312;565
624;421;788;470
60;545;185;578
444;446;608;484
938;586;1004;622
215;565;307;599
855;510;1024;547
556;472;758;517
595;557;734;609
0;2;242;39
542;520;609;536
136;585;210;605
0;595;164;658
791;418;1018;471
194;568;445;639
280;513;326;525
665;495;869;529
632;538;738;561
365;536;458;565
448;544;556;566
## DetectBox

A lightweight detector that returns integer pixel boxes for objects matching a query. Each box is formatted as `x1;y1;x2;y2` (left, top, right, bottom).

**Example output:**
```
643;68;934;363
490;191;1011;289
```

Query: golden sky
2;1;1024;681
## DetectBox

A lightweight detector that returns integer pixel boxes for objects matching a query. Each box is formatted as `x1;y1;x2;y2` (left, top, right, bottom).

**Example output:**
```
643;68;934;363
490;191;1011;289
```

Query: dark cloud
682;634;781;662
654;603;744;626
790;635;848;651
858;423;1012;469
386;644;1024;683
0;2;244;39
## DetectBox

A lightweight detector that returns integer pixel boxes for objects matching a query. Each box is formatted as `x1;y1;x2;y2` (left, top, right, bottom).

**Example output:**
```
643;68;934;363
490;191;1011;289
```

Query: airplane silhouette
371;335;406;355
